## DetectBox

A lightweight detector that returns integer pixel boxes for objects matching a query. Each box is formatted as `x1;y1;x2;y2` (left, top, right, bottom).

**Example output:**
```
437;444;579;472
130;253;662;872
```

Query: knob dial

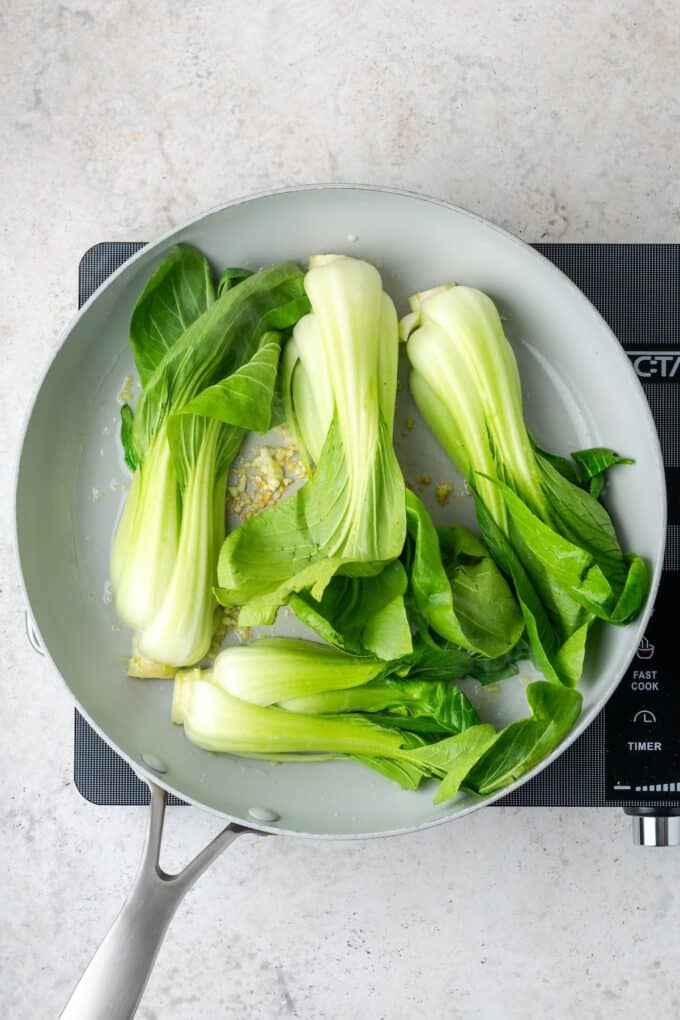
624;807;680;846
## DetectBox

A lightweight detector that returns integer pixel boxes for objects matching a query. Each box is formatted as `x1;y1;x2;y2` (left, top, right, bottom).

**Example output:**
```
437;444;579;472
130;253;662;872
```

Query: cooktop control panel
606;572;679;802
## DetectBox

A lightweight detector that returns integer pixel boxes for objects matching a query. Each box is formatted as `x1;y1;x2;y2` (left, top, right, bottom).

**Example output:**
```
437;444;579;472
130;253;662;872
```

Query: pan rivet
248;806;280;823
142;752;167;774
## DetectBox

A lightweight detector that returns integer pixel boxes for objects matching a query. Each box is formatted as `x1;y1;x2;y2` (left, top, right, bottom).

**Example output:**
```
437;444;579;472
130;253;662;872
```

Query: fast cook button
627;741;662;751
631;670;659;691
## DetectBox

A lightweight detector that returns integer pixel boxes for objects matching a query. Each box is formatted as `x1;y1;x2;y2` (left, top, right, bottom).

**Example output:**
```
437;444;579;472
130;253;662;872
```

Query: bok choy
173;675;418;757
215;255;406;626
111;246;309;673
403;283;648;686
180;637;480;737
287;493;525;677
172;638;582;801
109;245;641;805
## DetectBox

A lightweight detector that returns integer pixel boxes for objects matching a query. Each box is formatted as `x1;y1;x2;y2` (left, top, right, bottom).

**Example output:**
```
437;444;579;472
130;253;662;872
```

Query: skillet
15;186;666;1018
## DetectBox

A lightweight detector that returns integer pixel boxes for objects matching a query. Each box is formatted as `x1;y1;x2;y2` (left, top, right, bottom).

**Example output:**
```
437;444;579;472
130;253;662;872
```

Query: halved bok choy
172;638;582;802
403;283;649;686
111;246;309;674
215;255;407;632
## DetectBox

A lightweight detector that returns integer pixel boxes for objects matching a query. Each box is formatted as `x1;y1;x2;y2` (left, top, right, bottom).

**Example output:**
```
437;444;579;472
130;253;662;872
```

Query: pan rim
14;183;667;838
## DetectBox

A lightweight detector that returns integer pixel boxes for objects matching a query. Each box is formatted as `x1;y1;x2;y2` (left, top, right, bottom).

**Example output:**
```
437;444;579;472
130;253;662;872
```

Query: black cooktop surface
74;241;678;808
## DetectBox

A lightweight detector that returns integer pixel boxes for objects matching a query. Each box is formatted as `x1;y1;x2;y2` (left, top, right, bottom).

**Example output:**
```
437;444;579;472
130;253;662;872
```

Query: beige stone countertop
3;2;680;1017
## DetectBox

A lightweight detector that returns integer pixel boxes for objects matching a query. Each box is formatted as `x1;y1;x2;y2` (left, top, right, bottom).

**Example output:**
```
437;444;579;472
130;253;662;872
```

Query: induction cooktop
61;241;680;846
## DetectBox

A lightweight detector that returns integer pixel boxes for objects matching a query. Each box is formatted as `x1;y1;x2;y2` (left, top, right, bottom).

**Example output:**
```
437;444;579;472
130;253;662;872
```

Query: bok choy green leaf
281;677;480;735
129;244;216;386
286;492;525;675
288;560;413;660
403;489;523;659
464;681;583;795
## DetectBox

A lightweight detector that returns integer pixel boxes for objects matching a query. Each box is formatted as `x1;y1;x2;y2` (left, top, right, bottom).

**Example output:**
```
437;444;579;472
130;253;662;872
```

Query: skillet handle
60;780;258;1020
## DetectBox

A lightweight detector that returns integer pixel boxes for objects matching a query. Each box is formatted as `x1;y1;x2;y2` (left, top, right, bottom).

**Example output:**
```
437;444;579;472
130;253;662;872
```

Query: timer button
633;709;657;725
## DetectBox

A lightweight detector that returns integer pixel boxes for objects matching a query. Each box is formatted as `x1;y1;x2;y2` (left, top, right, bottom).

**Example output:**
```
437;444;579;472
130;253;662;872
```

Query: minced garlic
227;441;306;521
117;375;134;404
435;483;452;506
207;606;240;658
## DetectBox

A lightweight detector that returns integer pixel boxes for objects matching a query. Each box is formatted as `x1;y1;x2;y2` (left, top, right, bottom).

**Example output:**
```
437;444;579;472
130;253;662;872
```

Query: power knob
625;807;680;846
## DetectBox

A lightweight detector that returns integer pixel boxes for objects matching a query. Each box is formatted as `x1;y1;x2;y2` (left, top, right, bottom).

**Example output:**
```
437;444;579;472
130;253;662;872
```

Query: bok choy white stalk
172;672;417;757
210;637;387;705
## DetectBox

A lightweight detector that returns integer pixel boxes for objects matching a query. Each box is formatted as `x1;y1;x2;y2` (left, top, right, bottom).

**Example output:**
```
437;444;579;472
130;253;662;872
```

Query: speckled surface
3;2;680;1017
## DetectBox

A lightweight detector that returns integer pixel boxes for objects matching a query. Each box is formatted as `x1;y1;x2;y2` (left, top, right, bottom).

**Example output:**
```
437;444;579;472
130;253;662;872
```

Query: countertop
3;2;680;1017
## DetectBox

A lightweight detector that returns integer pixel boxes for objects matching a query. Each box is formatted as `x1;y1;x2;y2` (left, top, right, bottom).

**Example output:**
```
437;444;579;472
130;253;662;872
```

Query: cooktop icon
633;709;657;725
636;636;655;660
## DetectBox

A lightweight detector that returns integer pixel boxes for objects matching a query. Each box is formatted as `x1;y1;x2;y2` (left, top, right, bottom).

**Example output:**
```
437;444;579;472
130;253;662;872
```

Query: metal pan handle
60;780;259;1020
